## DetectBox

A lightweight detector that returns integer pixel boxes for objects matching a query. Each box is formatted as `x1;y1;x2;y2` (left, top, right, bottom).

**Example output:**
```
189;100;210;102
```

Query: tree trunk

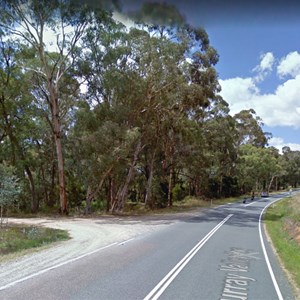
168;164;174;207
113;139;142;213
25;165;38;213
219;175;223;197
40;165;50;207
50;87;67;214
85;186;93;214
145;150;156;208
50;159;57;207
85;166;113;214
268;176;275;193
54;128;67;214
107;177;113;212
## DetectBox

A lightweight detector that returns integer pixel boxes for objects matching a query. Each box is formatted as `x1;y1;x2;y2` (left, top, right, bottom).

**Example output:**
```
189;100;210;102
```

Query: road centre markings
143;214;233;300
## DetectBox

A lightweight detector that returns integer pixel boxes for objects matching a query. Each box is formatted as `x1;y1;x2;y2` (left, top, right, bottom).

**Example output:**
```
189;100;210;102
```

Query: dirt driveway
0;215;179;290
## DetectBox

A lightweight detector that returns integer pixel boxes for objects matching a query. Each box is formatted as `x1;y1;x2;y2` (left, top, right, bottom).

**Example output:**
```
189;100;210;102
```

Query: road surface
0;193;297;299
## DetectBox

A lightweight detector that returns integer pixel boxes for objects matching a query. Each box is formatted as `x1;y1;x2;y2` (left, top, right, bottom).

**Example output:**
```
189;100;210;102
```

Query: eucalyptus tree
72;15;137;212
0;38;42;211
200;98;239;197
130;28;188;208
281;147;300;188
130;3;224;206
69;100;140;213
233;109;270;147
0;0;118;213
71;2;234;211
265;146;283;192
73;1;189;210
236;144;281;194
78;23;189;210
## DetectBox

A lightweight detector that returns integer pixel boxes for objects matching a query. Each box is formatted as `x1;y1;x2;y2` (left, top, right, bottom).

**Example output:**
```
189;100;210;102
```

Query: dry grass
265;195;300;295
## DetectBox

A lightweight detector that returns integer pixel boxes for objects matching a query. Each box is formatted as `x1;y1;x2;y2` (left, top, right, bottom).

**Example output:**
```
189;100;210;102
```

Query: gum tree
0;0;116;213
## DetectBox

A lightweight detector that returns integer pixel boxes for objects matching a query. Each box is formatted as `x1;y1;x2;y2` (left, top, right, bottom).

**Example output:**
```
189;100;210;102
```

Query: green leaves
236;144;282;192
0;1;298;213
0;163;20;208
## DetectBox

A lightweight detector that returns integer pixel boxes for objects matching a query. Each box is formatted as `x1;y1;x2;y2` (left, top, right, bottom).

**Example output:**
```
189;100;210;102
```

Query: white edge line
0;242;118;291
259;198;284;300
118;238;135;246
144;214;233;300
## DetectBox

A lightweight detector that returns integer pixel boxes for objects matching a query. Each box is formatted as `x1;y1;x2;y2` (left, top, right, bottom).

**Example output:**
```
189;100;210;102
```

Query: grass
265;195;300;293
109;195;246;217
171;195;244;210
0;224;70;260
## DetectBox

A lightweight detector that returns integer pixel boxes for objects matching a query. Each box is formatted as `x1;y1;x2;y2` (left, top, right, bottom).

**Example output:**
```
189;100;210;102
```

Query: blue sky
206;22;300;152
120;0;300;152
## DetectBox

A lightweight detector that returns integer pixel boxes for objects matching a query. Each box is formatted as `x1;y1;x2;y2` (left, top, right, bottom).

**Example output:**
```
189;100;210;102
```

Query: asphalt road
1;193;297;300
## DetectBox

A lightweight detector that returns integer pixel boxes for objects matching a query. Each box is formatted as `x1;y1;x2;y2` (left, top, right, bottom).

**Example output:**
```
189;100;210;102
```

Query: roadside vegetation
265;194;300;293
122;195;244;215
0;224;70;261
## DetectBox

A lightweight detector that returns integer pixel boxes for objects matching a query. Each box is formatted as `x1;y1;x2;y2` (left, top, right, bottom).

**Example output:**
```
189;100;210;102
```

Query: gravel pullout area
0;216;176;290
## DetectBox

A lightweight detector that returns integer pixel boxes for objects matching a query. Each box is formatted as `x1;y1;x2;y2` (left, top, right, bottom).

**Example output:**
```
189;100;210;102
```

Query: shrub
0;164;21;226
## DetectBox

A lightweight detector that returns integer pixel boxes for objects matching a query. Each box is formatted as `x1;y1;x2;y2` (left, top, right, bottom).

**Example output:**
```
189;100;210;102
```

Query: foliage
172;183;188;202
236;144;281;193
0;164;21;225
0;1;298;215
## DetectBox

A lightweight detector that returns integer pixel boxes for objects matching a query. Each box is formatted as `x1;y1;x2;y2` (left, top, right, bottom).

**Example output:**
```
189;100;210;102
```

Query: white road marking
143;214;233;300
0;242;118;291
118;238;135;246
259;198;284;300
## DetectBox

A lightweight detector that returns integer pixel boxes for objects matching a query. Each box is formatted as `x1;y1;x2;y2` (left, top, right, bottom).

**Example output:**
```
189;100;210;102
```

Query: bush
173;183;188;202
0;164;21;226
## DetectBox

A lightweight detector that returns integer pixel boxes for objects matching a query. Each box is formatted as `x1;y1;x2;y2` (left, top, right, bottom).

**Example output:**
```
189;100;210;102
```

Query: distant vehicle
261;191;269;197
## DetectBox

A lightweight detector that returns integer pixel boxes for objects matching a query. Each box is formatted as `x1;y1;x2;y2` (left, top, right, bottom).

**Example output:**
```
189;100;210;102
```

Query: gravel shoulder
0;215;179;289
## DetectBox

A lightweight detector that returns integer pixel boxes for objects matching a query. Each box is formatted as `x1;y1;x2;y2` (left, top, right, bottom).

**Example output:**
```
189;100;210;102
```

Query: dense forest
0;0;299;215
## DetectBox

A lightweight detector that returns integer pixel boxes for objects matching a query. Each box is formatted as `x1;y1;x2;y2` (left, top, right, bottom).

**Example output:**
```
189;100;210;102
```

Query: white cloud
218;77;259;114
219;52;300;129
219;51;300;152
277;51;300;78
252;52;274;82
260;52;275;71
268;137;300;153
253;52;274;73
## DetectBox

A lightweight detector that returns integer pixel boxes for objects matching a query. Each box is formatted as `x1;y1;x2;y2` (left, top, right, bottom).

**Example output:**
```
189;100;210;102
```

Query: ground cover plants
0;224;70;259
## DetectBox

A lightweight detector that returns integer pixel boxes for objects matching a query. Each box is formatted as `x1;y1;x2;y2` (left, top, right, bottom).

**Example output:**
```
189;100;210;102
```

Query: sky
119;0;300;152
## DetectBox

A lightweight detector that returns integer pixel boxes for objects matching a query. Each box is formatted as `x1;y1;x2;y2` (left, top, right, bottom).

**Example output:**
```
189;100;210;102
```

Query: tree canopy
0;0;298;214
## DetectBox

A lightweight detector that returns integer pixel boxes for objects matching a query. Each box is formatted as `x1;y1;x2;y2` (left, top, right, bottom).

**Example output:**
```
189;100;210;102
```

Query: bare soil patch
284;218;300;245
